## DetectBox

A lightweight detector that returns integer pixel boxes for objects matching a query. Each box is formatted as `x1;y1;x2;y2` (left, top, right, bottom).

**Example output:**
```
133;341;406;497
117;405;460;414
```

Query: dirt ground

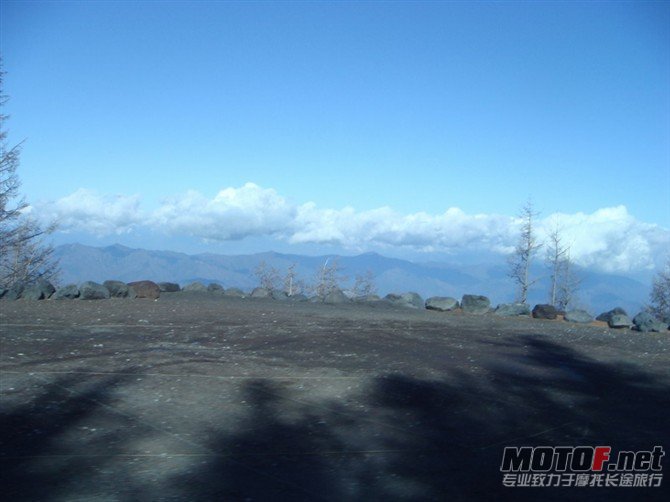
1;294;668;501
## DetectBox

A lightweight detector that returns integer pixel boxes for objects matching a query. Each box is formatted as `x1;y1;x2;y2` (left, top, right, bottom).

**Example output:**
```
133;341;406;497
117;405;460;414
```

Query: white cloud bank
35;183;669;273
41;188;143;236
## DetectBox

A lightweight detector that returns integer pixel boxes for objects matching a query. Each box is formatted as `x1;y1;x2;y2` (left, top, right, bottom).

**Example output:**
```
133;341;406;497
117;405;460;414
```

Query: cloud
537;206;669;272
40;184;670;273
35;189;143;236
291;204;517;253
150;183;295;240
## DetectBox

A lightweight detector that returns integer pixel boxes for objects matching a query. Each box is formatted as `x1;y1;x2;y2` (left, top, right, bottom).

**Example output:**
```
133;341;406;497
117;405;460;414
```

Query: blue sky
1;1;669;272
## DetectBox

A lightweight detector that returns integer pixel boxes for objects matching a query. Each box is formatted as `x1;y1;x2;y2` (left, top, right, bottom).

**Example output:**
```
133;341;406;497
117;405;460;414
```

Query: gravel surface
1;294;668;501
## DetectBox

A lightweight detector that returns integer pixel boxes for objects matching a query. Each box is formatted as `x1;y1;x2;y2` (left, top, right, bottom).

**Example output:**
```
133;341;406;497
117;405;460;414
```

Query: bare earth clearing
1;294;668;501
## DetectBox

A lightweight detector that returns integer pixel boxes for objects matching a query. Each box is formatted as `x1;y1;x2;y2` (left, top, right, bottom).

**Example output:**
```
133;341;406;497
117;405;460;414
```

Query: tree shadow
0;372;145;500
170;334;670;501
2;334;667;500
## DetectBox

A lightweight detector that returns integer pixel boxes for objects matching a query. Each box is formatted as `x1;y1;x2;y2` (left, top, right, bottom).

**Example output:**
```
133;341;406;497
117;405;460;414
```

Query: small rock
461;294;491;315
532;304;558;320
425;297;459;312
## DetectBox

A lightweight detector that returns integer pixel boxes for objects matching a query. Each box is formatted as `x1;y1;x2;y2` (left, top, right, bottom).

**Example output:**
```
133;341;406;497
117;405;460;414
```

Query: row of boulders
594;308;668;332
1;280;165;301
2;280;667;332
182;282;247;297
312;290;667;332
422;295;666;332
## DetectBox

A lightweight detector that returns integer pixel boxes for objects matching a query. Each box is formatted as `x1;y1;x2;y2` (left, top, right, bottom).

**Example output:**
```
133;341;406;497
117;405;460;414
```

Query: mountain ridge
53;243;650;315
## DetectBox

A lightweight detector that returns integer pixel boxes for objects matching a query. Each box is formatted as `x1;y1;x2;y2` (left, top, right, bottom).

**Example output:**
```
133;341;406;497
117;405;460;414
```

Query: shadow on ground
172;335;669;501
1;335;668;501
0;373;155;500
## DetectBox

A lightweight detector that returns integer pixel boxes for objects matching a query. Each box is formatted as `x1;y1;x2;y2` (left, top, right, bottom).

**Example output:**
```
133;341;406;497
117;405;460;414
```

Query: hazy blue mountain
53;243;651;315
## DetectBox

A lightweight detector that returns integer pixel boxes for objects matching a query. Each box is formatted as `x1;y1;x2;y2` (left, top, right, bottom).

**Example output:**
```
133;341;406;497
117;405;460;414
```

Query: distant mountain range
53;243;651;316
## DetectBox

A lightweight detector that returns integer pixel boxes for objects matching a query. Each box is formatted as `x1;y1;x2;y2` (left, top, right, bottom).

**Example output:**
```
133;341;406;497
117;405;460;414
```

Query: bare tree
555;248;580;311
545;224;580;309
649;258;670;322
508;200;542;303
254;260;280;291
546;225;566;306
311;257;346;297
353;269;377;297
0;62;58;287
283;263;305;296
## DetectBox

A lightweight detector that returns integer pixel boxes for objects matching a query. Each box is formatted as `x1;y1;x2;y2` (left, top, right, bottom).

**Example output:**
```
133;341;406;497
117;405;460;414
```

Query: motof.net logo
500;446;665;488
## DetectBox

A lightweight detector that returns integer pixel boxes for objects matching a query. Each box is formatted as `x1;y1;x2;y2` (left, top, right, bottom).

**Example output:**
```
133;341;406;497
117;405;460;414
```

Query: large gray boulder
224;287;245;298
53;284;80;300
128;280;160;299
532;304;558;320
207;283;224;294
250;287;271;298
596;307;627;323
608;314;632;329
461;294;491;314
494;303;530;316
79;281;110;300
271;290;289;301
158;282;181;293
3;282;25;301
22;280;55;300
632;312;667;333
425;297;459;312
564;309;593;324
289;293;309;302
324;288;350;304
354;294;381;303
183;282;207;292
385;292;424;309
104;280;134;298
